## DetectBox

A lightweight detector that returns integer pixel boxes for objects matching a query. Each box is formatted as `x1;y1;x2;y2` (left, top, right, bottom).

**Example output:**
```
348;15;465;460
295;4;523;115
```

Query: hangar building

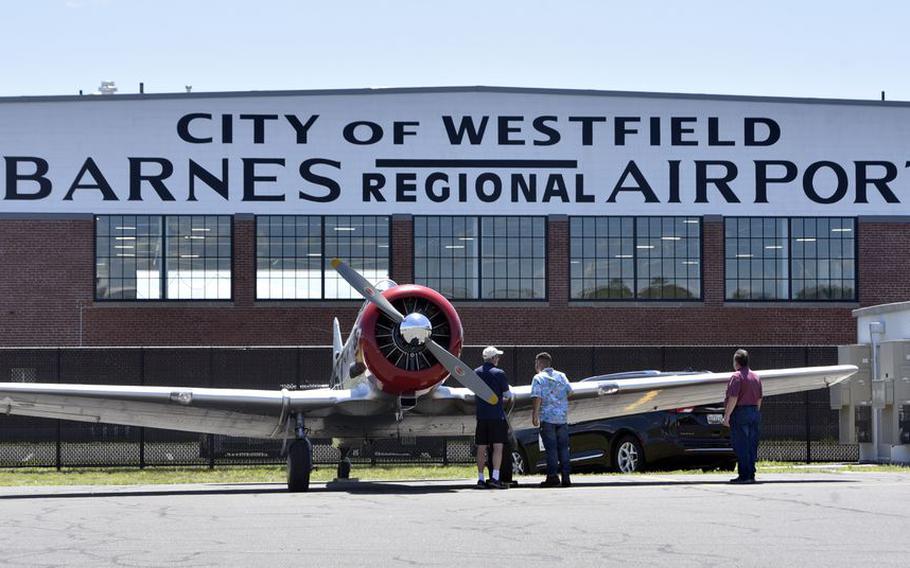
0;86;907;349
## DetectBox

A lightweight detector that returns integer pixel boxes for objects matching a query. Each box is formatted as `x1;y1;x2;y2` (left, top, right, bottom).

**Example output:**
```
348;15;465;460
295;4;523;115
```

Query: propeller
331;258;499;405
331;258;403;324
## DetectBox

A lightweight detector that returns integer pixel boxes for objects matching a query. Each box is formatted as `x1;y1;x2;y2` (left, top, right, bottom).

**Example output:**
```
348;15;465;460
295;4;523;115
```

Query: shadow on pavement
0;476;851;500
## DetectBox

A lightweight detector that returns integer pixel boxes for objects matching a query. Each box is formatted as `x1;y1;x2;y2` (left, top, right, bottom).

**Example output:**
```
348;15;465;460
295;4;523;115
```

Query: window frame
94;214;234;302
723;216;858;303
567;216;704;302
722;216;790;302
412;215;549;302
254;215;391;302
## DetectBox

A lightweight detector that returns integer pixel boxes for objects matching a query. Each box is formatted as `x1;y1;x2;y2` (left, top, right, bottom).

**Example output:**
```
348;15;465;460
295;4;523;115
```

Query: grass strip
0;462;904;487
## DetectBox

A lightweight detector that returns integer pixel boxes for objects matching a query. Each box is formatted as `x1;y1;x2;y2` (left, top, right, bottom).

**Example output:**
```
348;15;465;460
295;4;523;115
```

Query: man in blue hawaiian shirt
530;352;572;487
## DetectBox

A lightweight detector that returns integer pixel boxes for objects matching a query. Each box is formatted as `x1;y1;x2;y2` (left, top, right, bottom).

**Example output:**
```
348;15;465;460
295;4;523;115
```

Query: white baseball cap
482;346;504;360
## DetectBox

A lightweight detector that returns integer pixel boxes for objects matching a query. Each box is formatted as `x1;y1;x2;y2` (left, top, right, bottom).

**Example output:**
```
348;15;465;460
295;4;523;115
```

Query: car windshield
580;370;707;382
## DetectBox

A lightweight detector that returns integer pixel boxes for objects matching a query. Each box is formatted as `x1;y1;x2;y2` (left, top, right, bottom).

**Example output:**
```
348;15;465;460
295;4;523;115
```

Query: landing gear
286;414;313;492
337;447;353;480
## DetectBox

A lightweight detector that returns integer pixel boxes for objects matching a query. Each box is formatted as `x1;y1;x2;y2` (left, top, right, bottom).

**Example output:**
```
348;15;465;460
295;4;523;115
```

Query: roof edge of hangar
0;85;907;108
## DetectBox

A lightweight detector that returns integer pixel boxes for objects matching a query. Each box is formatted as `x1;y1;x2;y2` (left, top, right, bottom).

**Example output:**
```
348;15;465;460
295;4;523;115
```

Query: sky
1;0;908;101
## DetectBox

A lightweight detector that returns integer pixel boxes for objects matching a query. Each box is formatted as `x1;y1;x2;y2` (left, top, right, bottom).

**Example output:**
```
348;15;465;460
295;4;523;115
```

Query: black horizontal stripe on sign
374;159;578;168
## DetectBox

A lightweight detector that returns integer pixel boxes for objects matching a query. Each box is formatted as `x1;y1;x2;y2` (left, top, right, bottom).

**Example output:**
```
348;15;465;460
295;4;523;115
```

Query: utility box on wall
880;341;910;407
834;344;872;408
879;340;910;448
846;301;910;464
834;344;871;445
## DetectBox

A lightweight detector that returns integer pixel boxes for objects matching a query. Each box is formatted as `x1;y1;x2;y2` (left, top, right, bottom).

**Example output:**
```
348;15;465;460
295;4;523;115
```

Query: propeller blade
426;340;499;405
331;258;404;323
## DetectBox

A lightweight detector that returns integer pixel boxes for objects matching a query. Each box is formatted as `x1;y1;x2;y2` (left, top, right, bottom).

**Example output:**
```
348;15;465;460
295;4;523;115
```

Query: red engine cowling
358;284;463;395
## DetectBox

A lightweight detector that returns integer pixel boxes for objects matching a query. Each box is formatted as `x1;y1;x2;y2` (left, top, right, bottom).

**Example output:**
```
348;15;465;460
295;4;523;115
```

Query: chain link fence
1;345;856;469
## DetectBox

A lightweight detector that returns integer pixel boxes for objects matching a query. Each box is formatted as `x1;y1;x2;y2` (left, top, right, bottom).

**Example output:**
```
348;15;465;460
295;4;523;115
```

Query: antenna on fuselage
332;318;343;361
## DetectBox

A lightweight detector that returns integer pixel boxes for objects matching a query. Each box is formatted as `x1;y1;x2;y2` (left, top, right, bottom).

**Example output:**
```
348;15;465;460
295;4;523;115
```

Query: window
414;216;546;300
165;216;232;300
256;216;323;299
96;215;163;300
414;217;479;299
724;218;789;300
791;218;856;300
480;217;547;299
324;216;390;299
96;215;231;300
570;217;701;300
724;217;856;301
256;216;390;300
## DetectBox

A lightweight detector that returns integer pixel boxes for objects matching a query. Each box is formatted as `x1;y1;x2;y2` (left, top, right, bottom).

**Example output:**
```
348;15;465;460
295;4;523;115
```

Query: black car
512;371;736;474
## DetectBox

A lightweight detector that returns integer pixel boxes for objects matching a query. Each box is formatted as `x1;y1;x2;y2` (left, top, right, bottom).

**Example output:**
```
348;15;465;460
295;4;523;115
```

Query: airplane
0;259;858;492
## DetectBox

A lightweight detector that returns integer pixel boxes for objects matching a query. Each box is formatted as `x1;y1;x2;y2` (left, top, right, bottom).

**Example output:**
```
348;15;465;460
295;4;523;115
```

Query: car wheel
511;449;528;476
613;435;644;473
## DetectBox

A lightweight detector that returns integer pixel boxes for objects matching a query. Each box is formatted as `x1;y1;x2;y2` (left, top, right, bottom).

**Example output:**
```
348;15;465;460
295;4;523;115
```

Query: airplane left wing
0;383;380;439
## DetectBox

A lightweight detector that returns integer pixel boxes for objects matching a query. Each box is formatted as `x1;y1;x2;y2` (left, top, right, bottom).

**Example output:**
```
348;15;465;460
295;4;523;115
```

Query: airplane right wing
403;364;859;435
504;364;859;429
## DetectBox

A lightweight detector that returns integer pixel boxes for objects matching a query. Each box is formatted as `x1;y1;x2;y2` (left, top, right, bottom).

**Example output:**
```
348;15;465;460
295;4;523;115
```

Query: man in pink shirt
722;349;762;484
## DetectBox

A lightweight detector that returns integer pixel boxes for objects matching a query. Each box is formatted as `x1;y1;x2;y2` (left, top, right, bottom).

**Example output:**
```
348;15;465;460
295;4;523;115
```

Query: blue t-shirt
474;362;510;420
531;368;572;424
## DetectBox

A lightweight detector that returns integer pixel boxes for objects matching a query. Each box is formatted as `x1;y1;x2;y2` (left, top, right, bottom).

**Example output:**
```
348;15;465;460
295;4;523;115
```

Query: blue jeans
731;406;761;479
540;422;570;477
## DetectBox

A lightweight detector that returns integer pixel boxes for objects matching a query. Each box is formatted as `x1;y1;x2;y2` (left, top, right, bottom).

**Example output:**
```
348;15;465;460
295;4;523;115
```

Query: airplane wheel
337;458;352;479
287;439;313;492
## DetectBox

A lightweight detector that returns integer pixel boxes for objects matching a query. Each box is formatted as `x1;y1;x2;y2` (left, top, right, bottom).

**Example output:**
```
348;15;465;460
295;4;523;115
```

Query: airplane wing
0;364;857;439
0;382;389;439
506;364;858;429
398;364;859;434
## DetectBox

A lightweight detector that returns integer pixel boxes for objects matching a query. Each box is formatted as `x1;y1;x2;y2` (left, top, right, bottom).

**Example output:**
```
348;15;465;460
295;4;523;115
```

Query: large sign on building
1;87;907;215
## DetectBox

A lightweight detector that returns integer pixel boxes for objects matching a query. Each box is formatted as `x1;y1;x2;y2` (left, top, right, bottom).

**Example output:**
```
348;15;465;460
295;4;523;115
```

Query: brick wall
0;218;94;346
1;215;906;347
390;214;412;284
232;216;255;308
857;220;910;305
547;216;568;308
702;217;725;307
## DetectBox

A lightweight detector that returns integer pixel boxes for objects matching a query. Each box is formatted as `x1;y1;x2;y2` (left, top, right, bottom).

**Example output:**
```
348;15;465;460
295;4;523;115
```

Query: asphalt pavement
0;471;907;567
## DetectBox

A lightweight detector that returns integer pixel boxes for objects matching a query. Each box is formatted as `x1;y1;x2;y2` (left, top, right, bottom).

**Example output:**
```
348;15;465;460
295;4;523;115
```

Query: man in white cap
474;346;511;489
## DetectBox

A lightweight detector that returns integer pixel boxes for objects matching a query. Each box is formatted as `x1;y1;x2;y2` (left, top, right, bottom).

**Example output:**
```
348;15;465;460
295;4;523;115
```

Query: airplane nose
399;312;433;345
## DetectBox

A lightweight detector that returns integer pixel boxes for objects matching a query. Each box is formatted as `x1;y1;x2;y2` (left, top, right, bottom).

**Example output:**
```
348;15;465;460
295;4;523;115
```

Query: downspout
869;321;885;461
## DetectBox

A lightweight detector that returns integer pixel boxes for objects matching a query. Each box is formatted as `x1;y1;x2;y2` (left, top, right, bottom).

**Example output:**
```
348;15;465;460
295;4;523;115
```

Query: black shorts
475;419;508;445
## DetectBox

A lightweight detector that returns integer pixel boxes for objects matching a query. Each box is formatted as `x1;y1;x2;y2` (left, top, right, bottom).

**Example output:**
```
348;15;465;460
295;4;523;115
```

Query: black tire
337;458;352;479
287;439;313;492
612;435;644;473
